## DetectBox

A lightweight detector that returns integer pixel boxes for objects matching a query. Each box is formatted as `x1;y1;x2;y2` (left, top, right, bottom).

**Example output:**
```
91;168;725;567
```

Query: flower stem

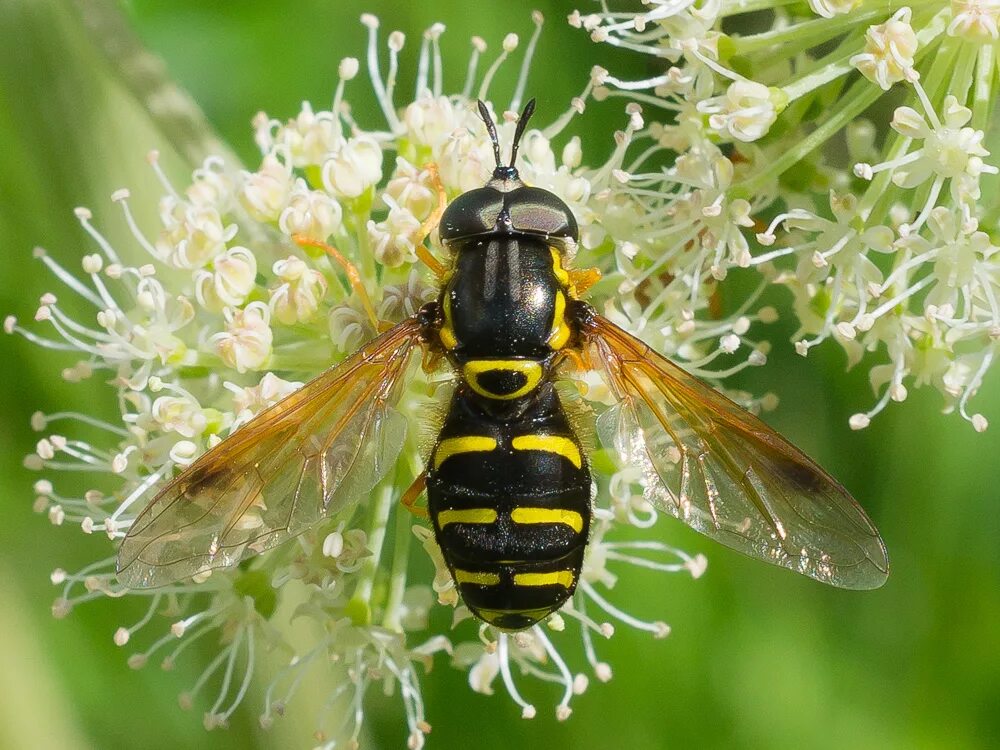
732;6;884;57
347;478;396;626
381;506;414;632
972;43;996;132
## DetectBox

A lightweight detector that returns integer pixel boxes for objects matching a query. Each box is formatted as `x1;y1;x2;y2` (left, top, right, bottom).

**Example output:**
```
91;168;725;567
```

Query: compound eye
507;187;578;240
439;188;503;243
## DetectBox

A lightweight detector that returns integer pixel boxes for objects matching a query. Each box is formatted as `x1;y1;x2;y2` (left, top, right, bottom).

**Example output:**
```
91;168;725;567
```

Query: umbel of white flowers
13;12;716;747
13;1;999;745
575;0;998;432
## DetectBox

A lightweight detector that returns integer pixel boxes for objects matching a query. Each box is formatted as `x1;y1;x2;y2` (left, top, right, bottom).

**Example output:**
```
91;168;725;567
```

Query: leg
292;234;380;331
412;163;448;280
400;471;429;519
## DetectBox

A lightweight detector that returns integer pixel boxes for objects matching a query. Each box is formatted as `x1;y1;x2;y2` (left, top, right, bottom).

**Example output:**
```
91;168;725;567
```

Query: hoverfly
117;100;888;630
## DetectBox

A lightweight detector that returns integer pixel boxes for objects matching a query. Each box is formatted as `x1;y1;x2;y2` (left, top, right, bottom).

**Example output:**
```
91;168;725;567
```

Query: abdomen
426;384;591;630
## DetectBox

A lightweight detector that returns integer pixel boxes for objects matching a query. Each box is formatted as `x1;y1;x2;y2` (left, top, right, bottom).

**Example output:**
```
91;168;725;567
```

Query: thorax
437;235;574;401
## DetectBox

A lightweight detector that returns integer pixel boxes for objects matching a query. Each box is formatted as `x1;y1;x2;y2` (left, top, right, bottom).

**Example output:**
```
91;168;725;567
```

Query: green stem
732;6;889;57
347;479;396;625
972;43;996;132
735;78;881;197
782;51;856;103
381;506;414;632
734;7;949;198
946;40;979;105
718;0;801;18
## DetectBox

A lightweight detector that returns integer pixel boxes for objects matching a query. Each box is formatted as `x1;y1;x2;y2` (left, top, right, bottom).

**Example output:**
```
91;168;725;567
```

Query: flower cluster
9;13;724;748
575;0;999;430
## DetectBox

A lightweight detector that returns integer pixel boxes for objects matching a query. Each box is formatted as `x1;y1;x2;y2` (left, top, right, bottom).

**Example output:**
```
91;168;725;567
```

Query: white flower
403;94;466;150
194;245;258;311
268;255;328;325
321;135;384;199
367;198;422;268
228;372;302;415
239;151;294;222
277;179;344;241
210;302;273;372
385;158;438;221
949;0;1000;40
851;8;919;90
150;394;207;439
156;198;237;270
698;80;781;143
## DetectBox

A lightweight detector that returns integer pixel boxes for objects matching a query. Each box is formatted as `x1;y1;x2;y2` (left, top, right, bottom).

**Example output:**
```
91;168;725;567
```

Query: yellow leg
413;163;448;280
400;471;429;519
292;234;381;331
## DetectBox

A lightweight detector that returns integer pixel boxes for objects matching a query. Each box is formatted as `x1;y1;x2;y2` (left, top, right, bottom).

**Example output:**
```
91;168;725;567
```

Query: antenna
477;100;503;169
509;97;536;168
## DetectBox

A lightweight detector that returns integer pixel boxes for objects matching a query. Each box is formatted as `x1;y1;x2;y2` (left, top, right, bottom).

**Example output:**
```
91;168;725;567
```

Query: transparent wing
117;318;423;588
586;314;888;589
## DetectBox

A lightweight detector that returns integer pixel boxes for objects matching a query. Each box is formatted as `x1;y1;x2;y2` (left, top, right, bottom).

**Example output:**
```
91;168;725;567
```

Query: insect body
426;114;592;627
116;99;889;626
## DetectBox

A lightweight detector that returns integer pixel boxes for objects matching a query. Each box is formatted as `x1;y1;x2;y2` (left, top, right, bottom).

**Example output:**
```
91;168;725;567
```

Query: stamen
580;580;670;637
497;634;535;719
532;625;576;719
510;12;544;112
111;190;164;261
429;23;446;98
386;31;405;108
361;14;402;131
146;150;181;200
108;463;173;526
461;37;487;100
74;207;123;265
33;246;104;307
478;33;518;102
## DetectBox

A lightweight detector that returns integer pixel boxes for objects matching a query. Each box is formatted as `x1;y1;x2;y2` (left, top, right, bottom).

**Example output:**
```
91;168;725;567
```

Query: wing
117;317;423;588
584;313;888;589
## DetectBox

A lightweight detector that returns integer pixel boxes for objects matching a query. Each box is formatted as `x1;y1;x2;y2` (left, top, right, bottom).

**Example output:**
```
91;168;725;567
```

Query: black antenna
477;100;503;169
509;98;536;167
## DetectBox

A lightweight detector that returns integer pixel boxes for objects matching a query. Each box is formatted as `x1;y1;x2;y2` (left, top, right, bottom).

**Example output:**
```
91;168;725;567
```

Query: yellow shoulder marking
455;569;501;586
510;507;584;533
434;436;497;468
550;247;570;287
437;508;498;527
547;290;571;350
513;570;576;588
439;292;458;349
510;434;582;469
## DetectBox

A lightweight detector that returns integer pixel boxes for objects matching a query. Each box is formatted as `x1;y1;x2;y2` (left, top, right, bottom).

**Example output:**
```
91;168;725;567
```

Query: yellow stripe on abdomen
510;507;585;533
437;508;498;527
511;434;582;469
463;359;543;400
513;570;576;588
454;569;501;586
433;436;497;468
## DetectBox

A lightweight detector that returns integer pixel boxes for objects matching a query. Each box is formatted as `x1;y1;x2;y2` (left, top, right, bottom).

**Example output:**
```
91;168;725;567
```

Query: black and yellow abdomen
426;102;590;630
426;384;591;630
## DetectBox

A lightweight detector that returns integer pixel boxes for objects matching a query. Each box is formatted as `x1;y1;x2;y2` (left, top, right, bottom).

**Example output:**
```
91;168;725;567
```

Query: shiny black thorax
443;235;559;361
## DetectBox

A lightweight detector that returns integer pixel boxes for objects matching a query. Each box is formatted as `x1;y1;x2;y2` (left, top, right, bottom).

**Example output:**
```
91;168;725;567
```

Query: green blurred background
1;1;998;748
